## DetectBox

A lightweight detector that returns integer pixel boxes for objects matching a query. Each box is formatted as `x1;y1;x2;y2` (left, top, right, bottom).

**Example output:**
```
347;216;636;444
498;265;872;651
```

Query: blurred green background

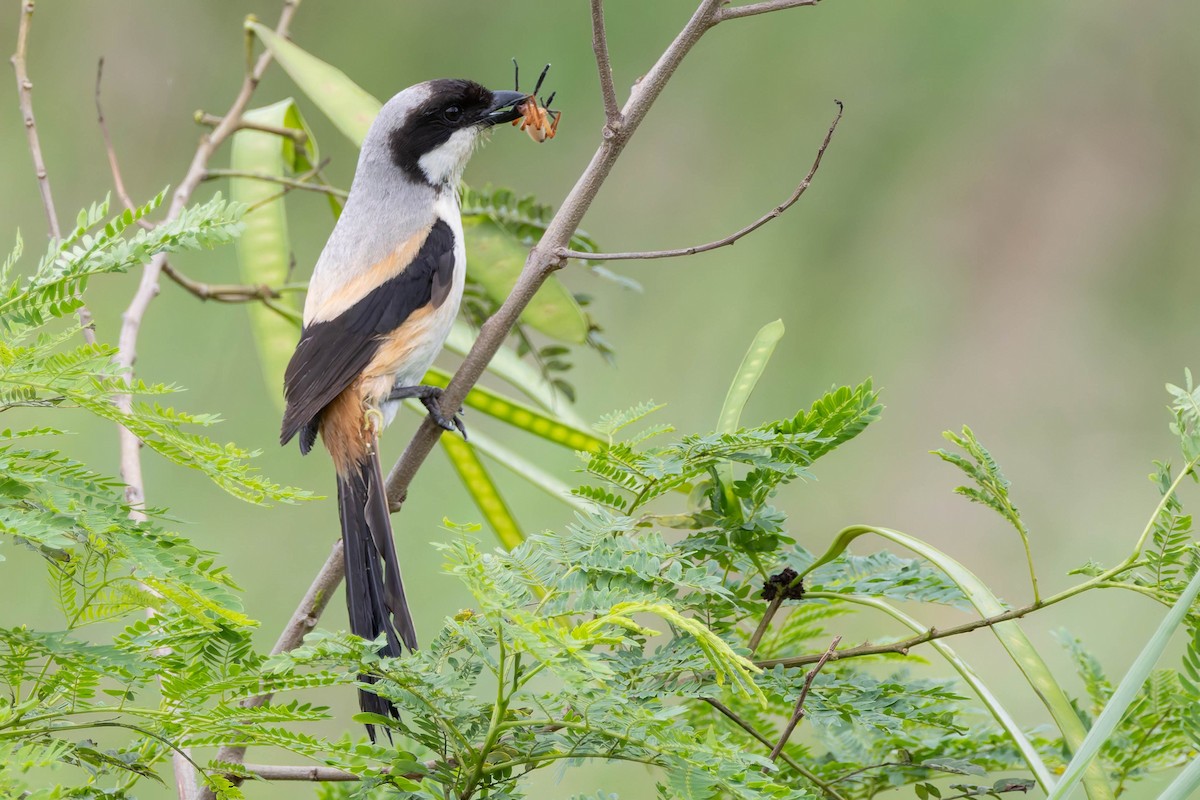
2;2;1198;797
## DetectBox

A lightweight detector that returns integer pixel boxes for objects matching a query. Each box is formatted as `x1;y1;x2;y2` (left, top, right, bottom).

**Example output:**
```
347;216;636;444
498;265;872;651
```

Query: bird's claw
387;384;467;440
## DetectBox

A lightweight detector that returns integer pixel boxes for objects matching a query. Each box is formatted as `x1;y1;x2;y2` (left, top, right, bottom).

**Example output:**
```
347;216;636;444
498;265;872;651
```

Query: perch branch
768;635;840;761
558;100;842;262
11;0;96;344
717;0;822;22
590;0;622;131
747;595;783;655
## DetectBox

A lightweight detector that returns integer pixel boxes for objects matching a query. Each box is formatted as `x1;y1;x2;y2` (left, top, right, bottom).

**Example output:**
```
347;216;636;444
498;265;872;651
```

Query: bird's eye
442;105;463;124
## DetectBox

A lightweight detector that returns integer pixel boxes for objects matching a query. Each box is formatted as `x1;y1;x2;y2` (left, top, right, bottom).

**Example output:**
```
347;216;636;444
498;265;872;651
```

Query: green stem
460;633;509;799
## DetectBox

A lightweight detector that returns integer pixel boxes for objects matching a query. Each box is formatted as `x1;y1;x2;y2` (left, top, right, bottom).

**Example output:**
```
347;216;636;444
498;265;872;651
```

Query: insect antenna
511;57;520;91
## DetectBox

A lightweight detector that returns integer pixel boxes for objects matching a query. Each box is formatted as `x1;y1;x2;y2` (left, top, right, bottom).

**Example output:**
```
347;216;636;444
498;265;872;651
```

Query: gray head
358;79;526;190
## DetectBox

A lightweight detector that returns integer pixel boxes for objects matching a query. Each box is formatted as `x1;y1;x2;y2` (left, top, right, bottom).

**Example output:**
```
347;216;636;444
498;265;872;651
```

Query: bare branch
768;635;841;761
704;698;849;800
11;0;96;344
11;1;58;238
202;167;347;199
590;0;622;131
717;0;822;22
194;110;308;144
559;101;842;262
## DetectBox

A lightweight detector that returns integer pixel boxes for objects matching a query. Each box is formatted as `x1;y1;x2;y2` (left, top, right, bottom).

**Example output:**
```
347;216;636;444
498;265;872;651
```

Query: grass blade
1047;566;1200;800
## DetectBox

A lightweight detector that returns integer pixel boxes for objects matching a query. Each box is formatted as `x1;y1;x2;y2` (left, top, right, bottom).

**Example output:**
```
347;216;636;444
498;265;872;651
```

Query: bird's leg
387;384;467;439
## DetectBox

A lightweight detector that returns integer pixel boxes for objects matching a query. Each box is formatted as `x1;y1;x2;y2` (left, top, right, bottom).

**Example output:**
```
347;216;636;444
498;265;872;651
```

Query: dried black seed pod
761;568;805;601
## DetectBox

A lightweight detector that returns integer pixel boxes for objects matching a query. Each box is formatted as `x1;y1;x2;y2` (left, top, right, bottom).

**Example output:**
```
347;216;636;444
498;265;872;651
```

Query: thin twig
703;698;849;800
241;757;435;782
203;168;347;199
767;635;840;761
590;0;622;132
558;100;843;262
717;0;822;22
94;57;148;227
755;600;1046;669
11;0;96;344
243;156;335;212
194;110;308;144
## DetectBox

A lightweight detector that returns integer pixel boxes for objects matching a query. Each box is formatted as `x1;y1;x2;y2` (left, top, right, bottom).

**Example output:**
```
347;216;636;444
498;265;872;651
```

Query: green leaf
463;216;590;344
246;22;381;146
229;100;309;407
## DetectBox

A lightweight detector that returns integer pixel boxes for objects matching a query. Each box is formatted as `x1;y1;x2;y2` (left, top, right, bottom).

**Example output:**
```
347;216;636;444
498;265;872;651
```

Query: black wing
280;220;456;452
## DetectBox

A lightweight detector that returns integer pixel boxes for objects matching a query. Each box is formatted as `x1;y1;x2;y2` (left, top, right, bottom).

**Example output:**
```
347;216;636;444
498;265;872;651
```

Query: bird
280;79;526;727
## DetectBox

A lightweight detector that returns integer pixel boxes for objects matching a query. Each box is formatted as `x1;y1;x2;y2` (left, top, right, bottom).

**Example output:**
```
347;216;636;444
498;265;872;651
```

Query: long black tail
337;449;418;733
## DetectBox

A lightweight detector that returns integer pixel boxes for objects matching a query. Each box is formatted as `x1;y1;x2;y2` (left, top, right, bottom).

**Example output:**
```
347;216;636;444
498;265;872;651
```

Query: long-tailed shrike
280;79;526;725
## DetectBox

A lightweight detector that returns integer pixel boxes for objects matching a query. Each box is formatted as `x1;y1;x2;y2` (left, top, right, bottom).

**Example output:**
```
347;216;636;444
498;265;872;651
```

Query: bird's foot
387;384;467;439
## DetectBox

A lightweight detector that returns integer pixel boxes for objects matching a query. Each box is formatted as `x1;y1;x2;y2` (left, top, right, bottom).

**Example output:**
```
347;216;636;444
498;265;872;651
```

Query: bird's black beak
483;90;527;126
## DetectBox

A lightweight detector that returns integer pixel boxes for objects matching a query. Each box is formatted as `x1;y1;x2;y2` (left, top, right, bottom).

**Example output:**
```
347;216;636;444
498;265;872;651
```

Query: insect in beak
510;59;562;143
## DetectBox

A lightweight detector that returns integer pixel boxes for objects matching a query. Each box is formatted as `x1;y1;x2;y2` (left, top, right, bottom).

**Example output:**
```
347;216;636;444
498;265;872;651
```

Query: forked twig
559;100;842;262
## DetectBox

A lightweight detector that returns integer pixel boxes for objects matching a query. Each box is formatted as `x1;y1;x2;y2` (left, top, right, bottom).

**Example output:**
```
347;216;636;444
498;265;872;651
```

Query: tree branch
11;0;96;344
590;0;622;132
768;635;840;761
717;0;822;22
558;100;842;262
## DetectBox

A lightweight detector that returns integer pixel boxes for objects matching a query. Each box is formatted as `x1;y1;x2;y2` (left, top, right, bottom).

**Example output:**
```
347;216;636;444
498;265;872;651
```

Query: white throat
418;127;479;187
